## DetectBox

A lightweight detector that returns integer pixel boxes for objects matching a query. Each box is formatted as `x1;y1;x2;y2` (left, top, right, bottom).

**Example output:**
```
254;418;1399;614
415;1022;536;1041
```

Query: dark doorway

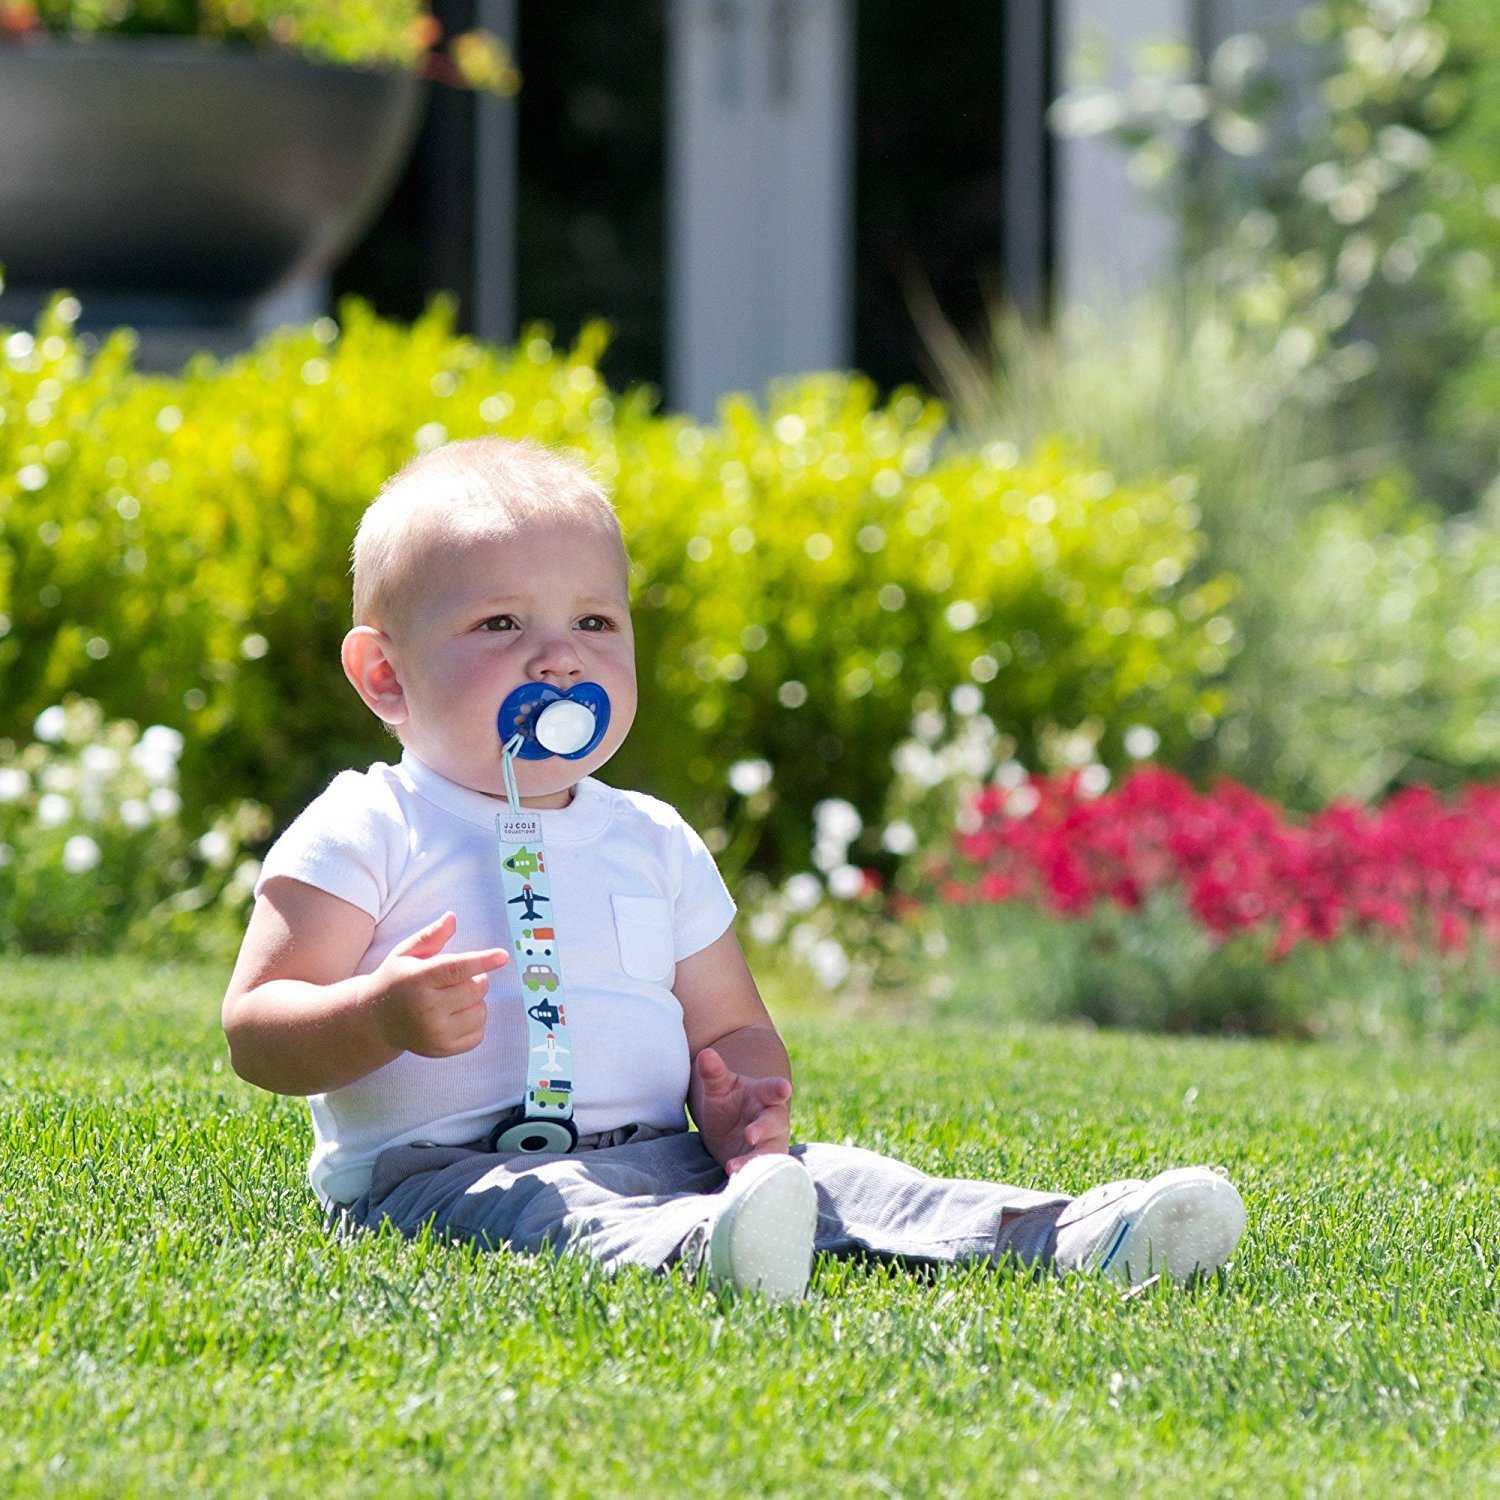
332;0;666;399
854;0;1009;395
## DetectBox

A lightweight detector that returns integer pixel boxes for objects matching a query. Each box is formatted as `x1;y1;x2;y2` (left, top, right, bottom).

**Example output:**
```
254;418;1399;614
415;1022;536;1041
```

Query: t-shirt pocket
611;893;676;983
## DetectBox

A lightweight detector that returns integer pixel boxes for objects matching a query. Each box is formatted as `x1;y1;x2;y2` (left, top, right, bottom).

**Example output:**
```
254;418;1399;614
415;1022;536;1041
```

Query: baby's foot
1053;1166;1246;1287
682;1155;817;1301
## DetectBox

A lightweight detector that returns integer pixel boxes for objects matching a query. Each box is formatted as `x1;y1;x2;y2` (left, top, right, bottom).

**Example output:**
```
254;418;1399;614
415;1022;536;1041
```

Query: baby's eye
477;613;616;633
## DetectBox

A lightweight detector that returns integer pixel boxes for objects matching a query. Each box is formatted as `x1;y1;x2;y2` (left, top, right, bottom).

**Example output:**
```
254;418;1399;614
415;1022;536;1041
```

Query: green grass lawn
2;955;1497;1497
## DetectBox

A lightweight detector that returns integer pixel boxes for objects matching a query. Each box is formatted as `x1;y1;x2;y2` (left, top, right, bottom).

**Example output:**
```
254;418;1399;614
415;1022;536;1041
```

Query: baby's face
383;516;637;807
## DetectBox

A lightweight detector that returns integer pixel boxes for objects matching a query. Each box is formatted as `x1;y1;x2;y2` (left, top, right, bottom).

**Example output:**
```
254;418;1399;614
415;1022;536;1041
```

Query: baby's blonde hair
351;437;627;637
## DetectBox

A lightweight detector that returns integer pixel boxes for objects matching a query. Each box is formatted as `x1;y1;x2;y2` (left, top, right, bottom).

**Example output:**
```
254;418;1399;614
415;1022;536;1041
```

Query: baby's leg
790;1141;1071;1271
339;1129;730;1275
791;1144;1247;1284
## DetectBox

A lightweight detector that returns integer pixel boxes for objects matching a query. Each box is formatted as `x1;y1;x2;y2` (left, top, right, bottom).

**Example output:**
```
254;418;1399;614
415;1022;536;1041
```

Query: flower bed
866;762;1500;1041
924;765;1500;968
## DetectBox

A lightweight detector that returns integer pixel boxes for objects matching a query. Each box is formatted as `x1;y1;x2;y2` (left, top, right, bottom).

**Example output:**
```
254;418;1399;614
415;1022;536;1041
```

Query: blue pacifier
497;682;611;761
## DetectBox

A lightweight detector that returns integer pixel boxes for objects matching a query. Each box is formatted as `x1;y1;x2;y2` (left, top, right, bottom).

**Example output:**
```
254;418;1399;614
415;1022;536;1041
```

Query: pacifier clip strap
492;731;577;1152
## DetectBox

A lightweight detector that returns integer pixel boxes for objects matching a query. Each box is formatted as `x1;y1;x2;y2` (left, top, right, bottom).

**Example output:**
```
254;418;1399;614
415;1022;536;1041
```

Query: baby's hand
367;911;509;1059
692;1045;793;1176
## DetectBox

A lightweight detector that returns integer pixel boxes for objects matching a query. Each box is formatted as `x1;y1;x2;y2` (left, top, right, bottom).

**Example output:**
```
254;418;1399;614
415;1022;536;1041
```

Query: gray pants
332;1123;1073;1277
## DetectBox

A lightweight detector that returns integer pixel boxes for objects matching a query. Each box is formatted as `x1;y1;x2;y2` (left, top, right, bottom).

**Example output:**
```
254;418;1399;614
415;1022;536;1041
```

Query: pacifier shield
497;682;611;760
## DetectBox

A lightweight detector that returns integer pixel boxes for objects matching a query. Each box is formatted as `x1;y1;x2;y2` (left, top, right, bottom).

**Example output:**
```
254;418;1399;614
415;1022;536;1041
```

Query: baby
221;437;1246;1300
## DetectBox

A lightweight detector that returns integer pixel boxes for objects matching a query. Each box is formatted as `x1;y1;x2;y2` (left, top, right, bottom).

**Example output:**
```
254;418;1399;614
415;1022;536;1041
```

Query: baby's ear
341;626;409;727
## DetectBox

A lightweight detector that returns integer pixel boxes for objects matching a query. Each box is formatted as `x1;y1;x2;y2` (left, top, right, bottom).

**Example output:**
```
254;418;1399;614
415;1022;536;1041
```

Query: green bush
0;292;1235;880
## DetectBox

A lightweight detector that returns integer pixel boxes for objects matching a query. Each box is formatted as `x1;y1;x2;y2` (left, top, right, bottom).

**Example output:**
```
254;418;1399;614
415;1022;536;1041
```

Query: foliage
866;705;1500;1040
0;290;1236;881
4;954;1500;1494
0;0;518;94
1233;476;1500;805
1051;0;1500;514
930;761;1500;966
930;888;1500;1042
615;374;1234;875
922;252;1500;815
0;696;267;958
747;695;1500;1043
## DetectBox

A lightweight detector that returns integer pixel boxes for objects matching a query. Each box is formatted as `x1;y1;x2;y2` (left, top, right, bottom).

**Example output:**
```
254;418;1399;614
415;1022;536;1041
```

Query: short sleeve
669;815;739;962
253;770;404;920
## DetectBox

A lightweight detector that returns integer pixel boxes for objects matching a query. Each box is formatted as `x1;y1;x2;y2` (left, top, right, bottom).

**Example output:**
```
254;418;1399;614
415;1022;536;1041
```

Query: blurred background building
1;0;1309;417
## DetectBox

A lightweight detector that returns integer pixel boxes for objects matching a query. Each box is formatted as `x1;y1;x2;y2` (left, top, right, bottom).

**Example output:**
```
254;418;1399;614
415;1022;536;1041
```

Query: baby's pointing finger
430;949;510;986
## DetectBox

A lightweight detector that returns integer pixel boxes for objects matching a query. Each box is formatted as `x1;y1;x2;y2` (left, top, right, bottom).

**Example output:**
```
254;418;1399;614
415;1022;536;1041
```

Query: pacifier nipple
534;697;596;755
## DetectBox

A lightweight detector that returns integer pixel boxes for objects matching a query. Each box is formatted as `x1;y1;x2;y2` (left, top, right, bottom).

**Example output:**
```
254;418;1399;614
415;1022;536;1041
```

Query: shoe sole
709;1156;818;1301
1095;1169;1246;1286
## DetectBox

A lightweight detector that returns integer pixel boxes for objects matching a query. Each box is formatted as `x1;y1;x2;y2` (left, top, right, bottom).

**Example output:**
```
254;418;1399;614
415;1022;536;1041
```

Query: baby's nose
528;636;584;681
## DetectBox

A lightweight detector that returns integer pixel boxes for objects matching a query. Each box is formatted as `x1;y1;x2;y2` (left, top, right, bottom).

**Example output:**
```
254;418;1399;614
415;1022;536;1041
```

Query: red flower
915;761;1500;971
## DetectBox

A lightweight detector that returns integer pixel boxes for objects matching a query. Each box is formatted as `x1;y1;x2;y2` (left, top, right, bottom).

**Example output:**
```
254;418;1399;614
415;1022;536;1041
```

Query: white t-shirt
253;749;738;1206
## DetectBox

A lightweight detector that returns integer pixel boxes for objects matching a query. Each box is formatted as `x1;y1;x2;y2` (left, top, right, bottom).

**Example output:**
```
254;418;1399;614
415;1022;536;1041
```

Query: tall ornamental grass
918;274;1500;814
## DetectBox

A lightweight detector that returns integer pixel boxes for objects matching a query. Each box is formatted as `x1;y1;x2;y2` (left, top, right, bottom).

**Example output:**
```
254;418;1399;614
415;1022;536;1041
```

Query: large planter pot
0;37;425;309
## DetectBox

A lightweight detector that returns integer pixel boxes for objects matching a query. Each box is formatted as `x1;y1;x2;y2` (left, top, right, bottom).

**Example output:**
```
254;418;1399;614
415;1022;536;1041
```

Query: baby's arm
677;926;795;1172
221;877;509;1096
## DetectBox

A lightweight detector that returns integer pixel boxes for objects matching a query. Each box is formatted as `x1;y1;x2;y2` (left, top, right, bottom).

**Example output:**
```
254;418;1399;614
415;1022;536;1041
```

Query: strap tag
500;813;541;843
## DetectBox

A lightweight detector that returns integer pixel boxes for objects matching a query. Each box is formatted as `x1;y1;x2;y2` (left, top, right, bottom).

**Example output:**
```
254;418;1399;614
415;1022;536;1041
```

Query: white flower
148;787;181;818
828;864;866;900
994;759;1028;789
810;938;850;988
1078;764;1111;798
949;684;983;716
942;735;993;780
749;908;784;945
130;744;177;786
81;745;121;778
0;768;29;802
226;858;263;898
40;765;77;793
37;793;71;827
728;758;773;797
783;873;822;912
1006;785;1041;820
62;834;101;873
33;706;67;743
119;799;151;830
892;741;944;788
132;728;183;788
140;724;184;760
813;798;862;845
0;843;12;868
196;828;232;866
881;820;917;855
912;709;945;744
1124;725;1160;759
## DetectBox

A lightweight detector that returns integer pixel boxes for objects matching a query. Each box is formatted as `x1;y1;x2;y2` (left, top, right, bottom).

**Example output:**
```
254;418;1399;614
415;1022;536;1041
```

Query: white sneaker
685;1154;818;1302
1054;1166;1246;1288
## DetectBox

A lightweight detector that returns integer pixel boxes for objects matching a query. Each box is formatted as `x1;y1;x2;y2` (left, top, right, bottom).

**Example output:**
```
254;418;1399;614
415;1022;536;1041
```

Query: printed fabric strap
491;732;577;1151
